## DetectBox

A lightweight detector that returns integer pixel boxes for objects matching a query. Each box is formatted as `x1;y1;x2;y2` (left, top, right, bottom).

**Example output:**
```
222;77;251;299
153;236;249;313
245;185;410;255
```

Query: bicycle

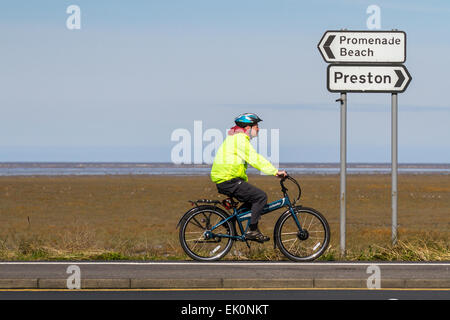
177;175;330;262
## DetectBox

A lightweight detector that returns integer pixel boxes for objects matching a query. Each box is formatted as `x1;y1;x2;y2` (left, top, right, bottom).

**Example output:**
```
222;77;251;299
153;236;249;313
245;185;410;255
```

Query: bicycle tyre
275;206;330;262
179;206;236;261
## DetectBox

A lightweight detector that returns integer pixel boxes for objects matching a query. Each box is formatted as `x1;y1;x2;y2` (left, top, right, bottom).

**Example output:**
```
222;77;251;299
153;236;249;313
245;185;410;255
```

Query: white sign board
318;30;406;63
327;64;412;93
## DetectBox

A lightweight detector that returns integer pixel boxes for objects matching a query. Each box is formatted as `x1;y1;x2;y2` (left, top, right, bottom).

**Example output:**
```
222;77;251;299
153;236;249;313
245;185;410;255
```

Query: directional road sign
327;64;412;93
318;30;406;63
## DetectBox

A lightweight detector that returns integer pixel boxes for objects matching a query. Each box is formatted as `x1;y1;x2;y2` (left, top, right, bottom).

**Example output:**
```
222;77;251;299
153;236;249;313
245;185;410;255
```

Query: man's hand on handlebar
276;170;288;178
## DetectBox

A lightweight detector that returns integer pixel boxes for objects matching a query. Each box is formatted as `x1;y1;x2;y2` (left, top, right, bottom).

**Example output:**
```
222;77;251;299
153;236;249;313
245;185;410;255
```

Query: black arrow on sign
323;35;335;59
394;69;405;87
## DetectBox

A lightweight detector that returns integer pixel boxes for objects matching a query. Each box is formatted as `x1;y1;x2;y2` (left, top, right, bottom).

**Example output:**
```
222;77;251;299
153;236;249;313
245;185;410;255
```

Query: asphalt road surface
0;288;448;300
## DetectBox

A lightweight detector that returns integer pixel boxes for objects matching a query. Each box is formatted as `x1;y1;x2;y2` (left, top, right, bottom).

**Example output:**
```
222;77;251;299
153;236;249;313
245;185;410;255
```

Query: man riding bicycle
210;113;287;243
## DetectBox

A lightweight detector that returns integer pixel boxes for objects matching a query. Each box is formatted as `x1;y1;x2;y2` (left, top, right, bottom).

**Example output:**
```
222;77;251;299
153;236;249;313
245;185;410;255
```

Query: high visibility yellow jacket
210;132;278;184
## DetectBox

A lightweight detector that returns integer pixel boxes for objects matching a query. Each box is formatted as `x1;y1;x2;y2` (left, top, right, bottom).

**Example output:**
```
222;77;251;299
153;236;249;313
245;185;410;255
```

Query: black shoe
245;229;270;243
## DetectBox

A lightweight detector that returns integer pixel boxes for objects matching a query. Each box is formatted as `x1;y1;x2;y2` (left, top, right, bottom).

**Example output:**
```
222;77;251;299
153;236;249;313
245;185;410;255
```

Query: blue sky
0;0;449;163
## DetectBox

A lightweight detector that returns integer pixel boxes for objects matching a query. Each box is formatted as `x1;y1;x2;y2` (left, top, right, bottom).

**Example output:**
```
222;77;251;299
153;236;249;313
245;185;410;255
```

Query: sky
0;0;449;163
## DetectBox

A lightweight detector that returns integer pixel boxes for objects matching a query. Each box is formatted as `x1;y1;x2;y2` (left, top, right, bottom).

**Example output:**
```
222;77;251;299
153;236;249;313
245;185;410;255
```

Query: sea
0;162;449;176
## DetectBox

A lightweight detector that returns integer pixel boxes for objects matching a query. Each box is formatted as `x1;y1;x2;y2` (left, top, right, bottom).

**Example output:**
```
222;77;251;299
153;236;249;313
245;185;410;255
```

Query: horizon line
0;161;449;166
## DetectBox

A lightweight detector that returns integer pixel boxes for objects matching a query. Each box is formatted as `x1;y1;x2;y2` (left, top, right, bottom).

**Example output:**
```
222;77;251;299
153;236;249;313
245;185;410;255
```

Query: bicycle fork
273;205;304;249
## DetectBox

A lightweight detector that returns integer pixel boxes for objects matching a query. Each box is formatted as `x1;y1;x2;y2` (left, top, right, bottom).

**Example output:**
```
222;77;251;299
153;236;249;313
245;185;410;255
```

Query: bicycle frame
208;191;302;242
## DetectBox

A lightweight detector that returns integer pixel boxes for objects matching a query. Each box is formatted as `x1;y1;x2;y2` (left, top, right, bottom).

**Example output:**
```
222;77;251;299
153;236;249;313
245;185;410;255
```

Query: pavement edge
0;278;449;289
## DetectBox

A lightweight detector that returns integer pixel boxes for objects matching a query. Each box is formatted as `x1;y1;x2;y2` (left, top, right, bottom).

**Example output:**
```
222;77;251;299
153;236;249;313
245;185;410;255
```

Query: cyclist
210;113;287;243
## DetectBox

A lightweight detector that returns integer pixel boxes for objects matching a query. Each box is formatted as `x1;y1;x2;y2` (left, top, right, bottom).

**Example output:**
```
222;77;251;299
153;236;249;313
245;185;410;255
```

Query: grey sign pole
319;29;410;252
391;93;398;245
337;93;347;256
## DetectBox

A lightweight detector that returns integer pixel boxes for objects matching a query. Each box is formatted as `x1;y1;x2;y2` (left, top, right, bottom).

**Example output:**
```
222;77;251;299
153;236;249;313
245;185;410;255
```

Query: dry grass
0;174;448;261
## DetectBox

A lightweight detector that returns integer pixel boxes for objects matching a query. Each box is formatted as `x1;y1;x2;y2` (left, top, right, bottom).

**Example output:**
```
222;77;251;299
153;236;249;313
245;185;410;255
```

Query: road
0;288;448;300
0;261;448;290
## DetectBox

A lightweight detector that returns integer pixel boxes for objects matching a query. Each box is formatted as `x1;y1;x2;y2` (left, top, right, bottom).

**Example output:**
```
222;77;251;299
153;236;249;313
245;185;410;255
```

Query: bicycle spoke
190;216;205;230
190;235;202;251
306;216;313;230
281;232;298;236
185;236;204;242
288;237;298;252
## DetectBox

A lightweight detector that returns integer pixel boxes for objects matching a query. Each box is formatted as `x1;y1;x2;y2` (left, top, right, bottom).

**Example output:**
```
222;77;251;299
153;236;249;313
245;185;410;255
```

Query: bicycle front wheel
275;206;330;262
179;207;235;261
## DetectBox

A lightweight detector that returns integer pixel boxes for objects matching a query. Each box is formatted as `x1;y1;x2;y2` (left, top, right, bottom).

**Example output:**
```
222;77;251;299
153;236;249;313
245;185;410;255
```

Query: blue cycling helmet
234;113;263;128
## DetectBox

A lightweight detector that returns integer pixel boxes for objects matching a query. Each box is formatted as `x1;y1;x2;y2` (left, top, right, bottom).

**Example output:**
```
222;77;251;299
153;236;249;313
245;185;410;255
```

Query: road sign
327;64;412;93
318;30;406;63
318;29;411;254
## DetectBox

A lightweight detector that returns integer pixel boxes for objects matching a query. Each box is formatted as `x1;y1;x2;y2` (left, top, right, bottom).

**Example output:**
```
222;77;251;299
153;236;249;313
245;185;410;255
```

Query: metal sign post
336;93;347;256
391;93;398;245
318;29;411;253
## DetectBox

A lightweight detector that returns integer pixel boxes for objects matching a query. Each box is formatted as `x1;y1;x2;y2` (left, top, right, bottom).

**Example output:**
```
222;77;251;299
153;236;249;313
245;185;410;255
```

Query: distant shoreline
0;162;449;176
0;162;449;168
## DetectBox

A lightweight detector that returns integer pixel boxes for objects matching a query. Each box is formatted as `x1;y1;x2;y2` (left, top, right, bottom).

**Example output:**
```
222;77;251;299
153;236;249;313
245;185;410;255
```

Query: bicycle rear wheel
275;206;330;262
179;206;235;261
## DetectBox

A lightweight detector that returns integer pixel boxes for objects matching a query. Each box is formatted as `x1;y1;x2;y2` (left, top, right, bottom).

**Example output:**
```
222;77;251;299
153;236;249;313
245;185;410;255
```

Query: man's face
247;124;259;138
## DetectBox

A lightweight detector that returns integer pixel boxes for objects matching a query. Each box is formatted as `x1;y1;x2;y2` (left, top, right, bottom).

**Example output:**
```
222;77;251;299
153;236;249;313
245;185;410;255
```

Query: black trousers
216;178;268;225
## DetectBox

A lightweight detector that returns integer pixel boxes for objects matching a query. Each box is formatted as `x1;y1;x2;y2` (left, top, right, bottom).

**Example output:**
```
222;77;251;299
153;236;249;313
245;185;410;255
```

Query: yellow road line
0;287;448;292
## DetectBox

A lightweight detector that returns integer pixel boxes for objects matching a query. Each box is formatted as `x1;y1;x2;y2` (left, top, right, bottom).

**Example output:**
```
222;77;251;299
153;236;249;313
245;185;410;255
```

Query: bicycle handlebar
279;172;302;204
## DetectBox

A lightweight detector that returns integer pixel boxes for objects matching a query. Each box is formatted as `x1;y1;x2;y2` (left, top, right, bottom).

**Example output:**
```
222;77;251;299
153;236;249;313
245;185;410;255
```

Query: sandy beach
0;174;448;260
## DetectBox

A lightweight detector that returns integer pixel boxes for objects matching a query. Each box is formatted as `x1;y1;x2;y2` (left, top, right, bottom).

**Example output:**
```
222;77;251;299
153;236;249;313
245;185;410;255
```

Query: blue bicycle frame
208;195;302;241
